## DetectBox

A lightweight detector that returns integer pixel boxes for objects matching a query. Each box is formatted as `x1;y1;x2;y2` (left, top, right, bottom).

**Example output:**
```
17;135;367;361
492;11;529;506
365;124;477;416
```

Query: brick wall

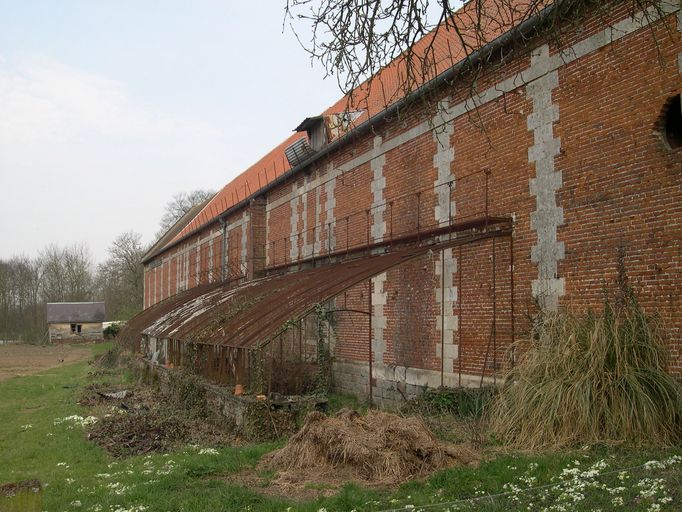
143;4;682;404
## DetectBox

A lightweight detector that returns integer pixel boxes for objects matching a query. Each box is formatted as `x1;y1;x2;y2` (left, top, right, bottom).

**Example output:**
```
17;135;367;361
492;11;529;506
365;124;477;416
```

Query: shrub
168;370;208;419
103;323;121;339
488;294;682;448
406;386;496;418
96;345;122;369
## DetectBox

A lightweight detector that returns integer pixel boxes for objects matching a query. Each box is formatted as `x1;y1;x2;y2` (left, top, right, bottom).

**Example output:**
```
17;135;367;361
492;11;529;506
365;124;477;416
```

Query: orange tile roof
164;0;538;249
171;132;306;240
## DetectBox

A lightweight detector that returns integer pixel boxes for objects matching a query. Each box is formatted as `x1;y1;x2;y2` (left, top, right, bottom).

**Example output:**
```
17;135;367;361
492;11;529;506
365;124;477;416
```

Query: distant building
46;302;106;344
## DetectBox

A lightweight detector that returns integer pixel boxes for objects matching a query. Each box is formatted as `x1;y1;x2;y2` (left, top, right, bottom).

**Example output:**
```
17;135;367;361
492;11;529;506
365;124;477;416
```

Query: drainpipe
220;218;228;282
368;279;373;407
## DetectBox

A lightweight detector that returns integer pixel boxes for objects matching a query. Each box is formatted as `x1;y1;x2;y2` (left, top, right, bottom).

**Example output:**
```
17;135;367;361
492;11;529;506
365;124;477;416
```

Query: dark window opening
662;94;681;149
70;324;82;334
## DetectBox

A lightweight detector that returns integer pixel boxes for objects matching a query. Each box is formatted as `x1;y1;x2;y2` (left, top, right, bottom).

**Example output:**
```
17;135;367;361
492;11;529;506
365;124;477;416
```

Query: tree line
0;233;144;343
0;189;214;343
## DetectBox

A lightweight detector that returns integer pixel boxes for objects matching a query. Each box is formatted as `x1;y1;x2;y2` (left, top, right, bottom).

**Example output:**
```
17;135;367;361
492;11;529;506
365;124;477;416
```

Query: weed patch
405;386;496;417
489;294;682;449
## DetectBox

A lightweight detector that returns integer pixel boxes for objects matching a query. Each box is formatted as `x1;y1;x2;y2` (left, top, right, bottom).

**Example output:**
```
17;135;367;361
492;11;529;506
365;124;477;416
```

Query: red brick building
136;0;681;406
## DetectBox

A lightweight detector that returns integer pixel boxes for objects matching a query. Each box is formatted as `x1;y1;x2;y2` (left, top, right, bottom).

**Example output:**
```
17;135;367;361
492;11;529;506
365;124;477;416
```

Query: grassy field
0;344;680;512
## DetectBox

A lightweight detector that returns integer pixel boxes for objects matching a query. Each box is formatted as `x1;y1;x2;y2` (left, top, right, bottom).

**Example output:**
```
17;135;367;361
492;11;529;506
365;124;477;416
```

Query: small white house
47;302;106;344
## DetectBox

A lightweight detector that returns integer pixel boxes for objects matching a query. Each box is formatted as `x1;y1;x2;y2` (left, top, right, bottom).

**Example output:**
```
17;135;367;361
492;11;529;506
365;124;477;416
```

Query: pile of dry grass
488;295;682;449
265;408;477;484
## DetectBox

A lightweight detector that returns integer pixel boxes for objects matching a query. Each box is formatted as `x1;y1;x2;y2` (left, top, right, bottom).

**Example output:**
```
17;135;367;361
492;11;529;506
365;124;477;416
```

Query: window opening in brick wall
70;324;82;334
662;94;681;150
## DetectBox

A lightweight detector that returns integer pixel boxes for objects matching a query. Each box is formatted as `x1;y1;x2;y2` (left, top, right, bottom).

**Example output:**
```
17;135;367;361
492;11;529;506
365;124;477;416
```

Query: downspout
220;218;228;282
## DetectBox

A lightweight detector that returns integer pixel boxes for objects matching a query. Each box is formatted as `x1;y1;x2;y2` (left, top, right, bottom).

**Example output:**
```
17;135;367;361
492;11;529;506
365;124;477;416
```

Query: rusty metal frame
126;217;514;396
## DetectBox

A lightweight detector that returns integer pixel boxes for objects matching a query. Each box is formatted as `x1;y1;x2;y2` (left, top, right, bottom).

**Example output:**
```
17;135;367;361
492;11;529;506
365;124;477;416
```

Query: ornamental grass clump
488;294;682;449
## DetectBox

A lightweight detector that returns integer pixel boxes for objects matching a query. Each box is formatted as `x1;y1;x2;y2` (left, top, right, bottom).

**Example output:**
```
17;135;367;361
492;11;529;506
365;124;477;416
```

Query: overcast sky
0;1;342;263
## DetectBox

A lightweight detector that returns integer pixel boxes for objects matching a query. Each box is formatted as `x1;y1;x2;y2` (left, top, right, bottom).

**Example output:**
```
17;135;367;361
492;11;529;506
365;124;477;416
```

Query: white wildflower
53;415;97;428
106;481;132;495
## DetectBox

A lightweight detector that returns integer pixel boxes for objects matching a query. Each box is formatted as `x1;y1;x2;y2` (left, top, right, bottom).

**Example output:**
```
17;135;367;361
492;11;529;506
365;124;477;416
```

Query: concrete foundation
333;359;493;409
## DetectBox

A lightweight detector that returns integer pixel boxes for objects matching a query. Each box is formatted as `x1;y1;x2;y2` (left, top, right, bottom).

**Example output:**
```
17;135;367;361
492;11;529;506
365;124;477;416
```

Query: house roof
47;302;106;324
153;0;547;256
169;132;306;243
142;198;212;264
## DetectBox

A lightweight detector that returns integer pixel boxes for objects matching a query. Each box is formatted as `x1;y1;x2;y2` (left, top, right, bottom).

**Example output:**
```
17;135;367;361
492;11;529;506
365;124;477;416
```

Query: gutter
150;0;565;259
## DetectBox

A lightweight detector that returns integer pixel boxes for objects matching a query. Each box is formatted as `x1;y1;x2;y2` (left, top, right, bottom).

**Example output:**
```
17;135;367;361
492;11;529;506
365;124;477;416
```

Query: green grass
0;344;680;511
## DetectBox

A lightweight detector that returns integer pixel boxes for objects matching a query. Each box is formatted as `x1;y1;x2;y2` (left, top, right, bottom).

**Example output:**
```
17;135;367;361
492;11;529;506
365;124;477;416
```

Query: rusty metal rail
124;219;511;352
266;168;491;269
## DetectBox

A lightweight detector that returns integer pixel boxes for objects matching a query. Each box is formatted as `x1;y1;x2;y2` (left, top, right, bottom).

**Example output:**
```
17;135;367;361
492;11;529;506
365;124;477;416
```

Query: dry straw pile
265;408;477;484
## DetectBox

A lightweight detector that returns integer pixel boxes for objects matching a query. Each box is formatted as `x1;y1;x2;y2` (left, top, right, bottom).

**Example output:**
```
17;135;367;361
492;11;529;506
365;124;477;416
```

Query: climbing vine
314;303;333;394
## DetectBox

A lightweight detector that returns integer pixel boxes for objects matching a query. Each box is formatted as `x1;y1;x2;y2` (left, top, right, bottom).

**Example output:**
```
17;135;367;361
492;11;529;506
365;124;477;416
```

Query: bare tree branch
157;189;215;237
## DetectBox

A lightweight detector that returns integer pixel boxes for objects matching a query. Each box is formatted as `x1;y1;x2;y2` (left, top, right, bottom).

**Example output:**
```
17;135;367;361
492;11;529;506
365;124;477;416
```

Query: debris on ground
0;479;42;512
0;480;41;498
99;390;129;399
79;356;235;458
263;408;479;486
83;382;234;457
78;382;131;407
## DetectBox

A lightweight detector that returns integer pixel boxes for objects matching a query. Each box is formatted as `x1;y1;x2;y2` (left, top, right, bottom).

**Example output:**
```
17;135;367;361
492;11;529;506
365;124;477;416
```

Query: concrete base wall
138;359;321;435
141;360;251;427
333;358;494;409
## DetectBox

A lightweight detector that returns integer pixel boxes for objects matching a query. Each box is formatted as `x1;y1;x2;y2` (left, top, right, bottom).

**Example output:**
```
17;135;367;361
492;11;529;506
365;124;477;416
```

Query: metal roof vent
284;138;317;167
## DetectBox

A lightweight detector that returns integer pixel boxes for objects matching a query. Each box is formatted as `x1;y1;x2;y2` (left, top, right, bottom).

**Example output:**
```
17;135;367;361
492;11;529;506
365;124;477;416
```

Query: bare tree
158;189;215;236
95;231;145;320
284;0;664;111
39;243;94;303
0;256;44;342
0;238;144;342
